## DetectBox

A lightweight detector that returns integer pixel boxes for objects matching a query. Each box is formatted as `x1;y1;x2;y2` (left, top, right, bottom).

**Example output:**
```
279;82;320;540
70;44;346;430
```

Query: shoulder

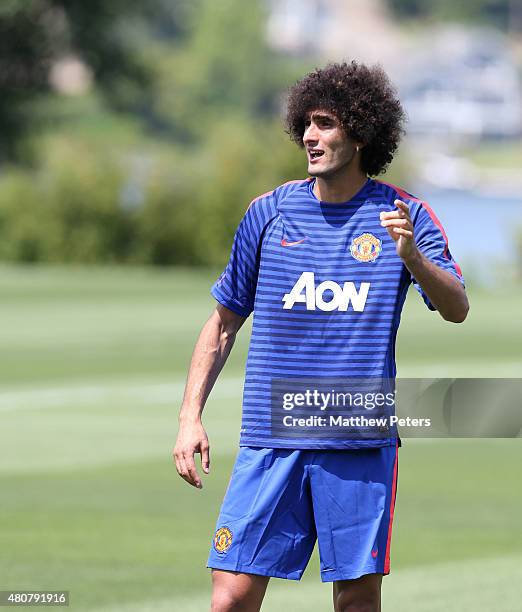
246;177;312;213
238;178;310;240
373;179;450;243
372;178;422;207
372;178;439;223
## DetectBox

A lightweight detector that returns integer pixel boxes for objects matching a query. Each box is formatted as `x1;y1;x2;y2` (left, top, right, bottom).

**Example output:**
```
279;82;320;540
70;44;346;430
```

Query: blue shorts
207;444;399;582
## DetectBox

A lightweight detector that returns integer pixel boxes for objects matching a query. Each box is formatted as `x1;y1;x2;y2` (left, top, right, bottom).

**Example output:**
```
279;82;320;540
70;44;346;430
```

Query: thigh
333;573;383;612
310;444;399;582
211;569;269;612
207;447;317;580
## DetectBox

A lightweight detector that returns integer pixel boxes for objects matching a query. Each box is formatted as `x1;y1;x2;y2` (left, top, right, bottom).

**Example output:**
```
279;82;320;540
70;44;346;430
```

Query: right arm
174;188;276;487
173;303;247;489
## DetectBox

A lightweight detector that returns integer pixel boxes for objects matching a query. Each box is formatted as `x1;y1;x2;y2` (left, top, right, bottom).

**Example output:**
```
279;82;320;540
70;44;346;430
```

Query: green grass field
1;265;521;611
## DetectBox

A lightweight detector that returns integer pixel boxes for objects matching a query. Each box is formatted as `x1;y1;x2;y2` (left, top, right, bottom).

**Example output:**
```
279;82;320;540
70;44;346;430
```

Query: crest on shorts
213;526;233;554
350;233;382;263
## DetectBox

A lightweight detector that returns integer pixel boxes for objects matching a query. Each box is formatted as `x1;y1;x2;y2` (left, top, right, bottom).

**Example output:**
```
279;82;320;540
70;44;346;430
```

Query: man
174;61;468;612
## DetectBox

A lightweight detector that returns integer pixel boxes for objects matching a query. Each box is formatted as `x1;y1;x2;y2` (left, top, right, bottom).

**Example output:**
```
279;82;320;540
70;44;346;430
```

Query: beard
308;149;356;178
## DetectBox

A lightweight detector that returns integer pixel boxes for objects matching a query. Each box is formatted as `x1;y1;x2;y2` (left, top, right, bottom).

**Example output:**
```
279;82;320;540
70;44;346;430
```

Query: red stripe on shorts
384;441;399;574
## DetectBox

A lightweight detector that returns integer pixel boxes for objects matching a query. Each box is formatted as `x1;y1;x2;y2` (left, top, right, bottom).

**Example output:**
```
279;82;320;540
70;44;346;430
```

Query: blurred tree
0;0;311;266
0;0;196;161
145;0;297;143
0;0;297;159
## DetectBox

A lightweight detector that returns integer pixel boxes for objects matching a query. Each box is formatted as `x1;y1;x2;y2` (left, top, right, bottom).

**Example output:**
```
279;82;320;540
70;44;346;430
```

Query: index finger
394;199;410;215
180;451;202;488
200;441;210;474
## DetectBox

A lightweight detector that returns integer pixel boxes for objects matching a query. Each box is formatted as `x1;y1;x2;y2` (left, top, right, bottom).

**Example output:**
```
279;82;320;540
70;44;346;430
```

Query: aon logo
282;271;370;312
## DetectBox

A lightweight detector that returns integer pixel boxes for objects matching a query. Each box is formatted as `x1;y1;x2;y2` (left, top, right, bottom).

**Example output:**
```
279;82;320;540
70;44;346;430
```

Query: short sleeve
210;192;278;317
411;202;465;311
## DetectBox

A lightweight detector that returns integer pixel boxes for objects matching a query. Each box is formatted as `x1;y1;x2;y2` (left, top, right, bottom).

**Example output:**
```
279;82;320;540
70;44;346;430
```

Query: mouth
308;149;325;163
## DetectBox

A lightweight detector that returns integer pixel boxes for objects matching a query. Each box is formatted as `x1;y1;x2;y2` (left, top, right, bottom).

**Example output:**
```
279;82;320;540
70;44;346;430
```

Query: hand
173;417;210;489
380;199;418;262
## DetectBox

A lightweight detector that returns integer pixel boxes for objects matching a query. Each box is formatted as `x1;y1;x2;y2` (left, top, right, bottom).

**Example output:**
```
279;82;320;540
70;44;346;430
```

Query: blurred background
1;1;521;610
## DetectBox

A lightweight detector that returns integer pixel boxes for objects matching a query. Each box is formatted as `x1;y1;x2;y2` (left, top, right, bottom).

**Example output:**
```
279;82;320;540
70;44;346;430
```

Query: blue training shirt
211;177;464;449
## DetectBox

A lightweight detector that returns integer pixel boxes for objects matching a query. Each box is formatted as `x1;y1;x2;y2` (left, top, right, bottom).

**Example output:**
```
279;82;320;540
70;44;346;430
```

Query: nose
303;122;318;145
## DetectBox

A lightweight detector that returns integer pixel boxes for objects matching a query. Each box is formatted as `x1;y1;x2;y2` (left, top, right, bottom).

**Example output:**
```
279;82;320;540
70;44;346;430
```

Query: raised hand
380;199;417;262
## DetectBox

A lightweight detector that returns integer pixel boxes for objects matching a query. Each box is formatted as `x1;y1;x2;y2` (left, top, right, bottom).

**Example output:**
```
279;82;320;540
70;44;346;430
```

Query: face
303;110;360;178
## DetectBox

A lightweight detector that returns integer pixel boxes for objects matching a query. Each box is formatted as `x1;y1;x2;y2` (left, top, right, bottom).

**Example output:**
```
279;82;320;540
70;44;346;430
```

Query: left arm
380;199;469;323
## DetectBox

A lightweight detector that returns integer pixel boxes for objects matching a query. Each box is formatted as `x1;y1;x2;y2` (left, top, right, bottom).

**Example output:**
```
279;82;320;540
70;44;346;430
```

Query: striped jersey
211;177;464;449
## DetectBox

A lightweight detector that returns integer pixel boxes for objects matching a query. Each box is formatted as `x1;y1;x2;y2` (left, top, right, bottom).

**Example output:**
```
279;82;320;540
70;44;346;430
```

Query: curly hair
285;61;406;177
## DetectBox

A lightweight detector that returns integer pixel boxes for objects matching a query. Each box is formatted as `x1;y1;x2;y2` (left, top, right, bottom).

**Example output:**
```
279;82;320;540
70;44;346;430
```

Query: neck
313;166;368;203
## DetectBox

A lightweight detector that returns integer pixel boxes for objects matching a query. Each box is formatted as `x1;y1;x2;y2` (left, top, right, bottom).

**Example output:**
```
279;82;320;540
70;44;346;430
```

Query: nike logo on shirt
281;237;307;247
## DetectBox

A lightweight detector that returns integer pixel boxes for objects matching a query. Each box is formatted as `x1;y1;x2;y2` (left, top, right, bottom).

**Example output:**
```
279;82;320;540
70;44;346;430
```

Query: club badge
350;233;382;263
213;526;233;553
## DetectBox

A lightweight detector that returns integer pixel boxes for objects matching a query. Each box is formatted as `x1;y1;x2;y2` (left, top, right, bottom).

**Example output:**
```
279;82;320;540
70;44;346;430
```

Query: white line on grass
1;356;521;413
1;357;521;413
0;377;245;412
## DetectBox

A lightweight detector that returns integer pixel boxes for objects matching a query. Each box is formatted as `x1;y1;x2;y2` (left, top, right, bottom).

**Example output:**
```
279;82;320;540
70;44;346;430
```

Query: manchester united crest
350;233;382;263
213;526;233;554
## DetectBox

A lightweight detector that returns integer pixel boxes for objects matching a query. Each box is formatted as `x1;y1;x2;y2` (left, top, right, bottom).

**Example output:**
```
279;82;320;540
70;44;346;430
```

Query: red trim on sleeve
384;441;399;574
247;189;274;211
247;178;312;211
375;180;463;277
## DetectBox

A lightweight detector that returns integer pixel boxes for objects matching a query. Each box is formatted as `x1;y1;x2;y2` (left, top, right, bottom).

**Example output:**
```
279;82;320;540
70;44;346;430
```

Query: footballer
173;61;469;612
